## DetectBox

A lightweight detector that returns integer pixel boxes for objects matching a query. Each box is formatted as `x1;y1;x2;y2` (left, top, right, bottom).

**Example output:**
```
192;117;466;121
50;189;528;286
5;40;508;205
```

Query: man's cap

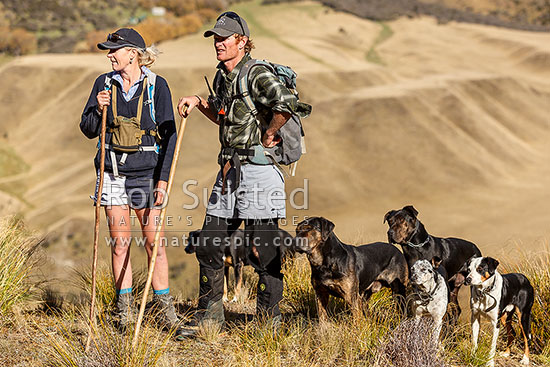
97;28;146;50
204;12;250;38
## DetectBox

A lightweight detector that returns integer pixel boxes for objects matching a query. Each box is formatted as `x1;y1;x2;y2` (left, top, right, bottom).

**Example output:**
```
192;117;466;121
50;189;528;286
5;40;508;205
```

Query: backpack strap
104;72;113;92
236;59;274;118
112;83;118;119
144;70;156;123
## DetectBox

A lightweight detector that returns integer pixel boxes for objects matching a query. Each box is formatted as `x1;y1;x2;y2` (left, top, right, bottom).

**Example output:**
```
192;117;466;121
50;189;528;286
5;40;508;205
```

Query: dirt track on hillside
0;1;548;297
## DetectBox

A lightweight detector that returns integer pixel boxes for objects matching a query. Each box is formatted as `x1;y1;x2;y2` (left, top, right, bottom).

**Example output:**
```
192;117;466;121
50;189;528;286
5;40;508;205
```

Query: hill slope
0;0;549;297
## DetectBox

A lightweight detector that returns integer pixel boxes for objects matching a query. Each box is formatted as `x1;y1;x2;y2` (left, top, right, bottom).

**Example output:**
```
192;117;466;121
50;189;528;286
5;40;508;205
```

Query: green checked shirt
214;54;298;154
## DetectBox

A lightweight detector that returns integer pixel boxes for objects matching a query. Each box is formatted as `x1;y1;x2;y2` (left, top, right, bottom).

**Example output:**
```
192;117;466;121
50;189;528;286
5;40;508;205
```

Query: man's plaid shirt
214;54;298;153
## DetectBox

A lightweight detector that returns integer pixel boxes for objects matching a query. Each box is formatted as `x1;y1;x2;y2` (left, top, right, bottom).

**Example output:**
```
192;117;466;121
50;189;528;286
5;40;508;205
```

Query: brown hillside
0;1;548;298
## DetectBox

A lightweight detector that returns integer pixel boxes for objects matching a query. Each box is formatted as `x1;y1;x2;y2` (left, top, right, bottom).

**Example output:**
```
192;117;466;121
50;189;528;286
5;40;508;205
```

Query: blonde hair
235;34;255;54
126;45;160;68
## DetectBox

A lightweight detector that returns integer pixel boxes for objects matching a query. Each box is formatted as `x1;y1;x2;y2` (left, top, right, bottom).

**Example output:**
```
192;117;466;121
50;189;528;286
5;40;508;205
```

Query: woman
80;28;182;338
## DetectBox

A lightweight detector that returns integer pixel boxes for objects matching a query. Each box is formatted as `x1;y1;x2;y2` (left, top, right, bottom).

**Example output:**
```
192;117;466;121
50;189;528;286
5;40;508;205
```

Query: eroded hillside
0;1;548;297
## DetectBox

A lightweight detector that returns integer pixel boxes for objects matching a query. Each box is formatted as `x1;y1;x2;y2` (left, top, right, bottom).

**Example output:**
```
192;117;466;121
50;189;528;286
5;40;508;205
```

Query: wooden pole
132;110;188;348
85;105;108;352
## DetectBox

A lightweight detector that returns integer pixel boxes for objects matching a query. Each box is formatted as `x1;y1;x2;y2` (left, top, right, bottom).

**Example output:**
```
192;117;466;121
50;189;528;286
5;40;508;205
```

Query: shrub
0;27;37;55
378;318;445;367
0;216;42;318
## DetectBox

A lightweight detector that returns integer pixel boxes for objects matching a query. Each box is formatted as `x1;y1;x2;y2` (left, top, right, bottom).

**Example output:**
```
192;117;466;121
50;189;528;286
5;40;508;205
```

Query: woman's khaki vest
109;77;157;153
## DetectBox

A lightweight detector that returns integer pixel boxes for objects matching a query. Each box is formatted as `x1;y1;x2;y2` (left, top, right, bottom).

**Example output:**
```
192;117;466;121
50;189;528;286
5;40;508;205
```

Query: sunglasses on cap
107;33;125;42
217;11;245;35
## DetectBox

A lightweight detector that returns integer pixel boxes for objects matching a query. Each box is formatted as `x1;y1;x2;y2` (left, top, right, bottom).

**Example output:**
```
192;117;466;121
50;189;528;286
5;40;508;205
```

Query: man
177;11;298;336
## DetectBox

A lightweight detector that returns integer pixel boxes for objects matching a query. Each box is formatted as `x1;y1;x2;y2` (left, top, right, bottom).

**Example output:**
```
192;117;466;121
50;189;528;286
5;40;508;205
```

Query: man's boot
256;272;284;331
179;266;225;338
113;292;136;332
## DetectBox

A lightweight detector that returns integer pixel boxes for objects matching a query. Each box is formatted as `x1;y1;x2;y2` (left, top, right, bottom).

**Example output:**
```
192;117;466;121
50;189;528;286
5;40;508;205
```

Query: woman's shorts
206;164;286;219
91;171;155;208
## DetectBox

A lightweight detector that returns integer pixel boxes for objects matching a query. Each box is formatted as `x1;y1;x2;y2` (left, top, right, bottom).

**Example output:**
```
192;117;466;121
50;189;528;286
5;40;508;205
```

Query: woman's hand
154;180;168;207
96;90;111;114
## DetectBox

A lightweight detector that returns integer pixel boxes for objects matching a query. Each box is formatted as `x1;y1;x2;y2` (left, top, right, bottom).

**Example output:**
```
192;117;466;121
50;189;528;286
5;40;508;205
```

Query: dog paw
230;296;238;303
520;355;530;365
223;296;229;302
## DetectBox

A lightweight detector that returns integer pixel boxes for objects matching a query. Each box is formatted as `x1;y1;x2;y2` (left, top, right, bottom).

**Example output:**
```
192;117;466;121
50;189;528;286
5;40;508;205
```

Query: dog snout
464;276;472;285
294;236;310;254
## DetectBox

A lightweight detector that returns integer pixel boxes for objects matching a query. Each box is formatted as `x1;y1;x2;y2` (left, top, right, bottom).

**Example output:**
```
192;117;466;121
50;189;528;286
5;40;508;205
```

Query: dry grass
0;216;42;319
501;247;550;364
1;223;548;366
38;308;172;367
72;264;148;314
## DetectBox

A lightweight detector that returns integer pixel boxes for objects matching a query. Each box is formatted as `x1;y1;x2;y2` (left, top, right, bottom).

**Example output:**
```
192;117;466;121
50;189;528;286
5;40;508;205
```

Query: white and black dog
410;259;448;341
461;256;534;366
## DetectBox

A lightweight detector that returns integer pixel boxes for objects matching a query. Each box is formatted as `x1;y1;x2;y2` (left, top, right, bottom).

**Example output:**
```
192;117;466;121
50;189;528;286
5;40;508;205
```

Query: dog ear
431;256;442;269
402;205;418;217
458;256;474;275
486;257;500;275
320;217;335;242
383;210;396;224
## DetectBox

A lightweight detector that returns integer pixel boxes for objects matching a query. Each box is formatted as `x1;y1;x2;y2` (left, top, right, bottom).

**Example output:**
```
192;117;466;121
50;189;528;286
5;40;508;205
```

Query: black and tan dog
461;256;534;366
186;229;295;302
295;217;408;320
384;205;481;315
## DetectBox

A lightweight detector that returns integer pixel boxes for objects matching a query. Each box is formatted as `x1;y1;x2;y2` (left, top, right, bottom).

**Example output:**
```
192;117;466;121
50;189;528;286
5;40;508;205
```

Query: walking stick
85;103;108;352
132;108;188;348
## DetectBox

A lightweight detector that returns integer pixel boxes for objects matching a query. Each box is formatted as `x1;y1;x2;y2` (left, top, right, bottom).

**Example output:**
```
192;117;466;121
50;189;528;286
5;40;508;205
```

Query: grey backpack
236;59;312;169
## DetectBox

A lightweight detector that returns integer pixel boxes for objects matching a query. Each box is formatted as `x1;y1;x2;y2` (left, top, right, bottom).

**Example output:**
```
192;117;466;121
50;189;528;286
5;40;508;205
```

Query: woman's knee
145;240;168;257
111;241;131;257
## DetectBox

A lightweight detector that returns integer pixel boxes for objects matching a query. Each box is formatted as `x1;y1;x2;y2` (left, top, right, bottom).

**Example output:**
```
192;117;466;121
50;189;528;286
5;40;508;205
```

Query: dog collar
403;221;431;248
480;276;498;312
407;235;431;248
414;270;439;306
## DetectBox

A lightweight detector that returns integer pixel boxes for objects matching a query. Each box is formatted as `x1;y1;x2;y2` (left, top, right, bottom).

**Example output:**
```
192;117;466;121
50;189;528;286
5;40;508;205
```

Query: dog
410;258;448;341
384;205;481;316
185;228;295;302
295;217;409;320
461;256;534;366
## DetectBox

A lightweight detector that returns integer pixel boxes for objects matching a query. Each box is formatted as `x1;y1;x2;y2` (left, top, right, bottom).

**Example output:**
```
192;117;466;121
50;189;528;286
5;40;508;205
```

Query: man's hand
262;130;281;148
177;96;201;117
154;180;168;207
262;111;290;148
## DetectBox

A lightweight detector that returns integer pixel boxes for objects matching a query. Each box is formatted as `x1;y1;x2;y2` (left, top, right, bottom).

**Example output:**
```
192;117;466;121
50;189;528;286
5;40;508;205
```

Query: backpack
104;69;157;124
236;59;312;173
101;70;159;177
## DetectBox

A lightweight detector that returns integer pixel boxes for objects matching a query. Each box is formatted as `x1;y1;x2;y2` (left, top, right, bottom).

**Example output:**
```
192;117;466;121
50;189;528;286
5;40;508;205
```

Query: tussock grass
2;219;549;366
501;248;550;364
0;216;42;319
39;264;170;367
222;291;404;367
282;255;349;317
39;308;171;367
73;264;148;313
